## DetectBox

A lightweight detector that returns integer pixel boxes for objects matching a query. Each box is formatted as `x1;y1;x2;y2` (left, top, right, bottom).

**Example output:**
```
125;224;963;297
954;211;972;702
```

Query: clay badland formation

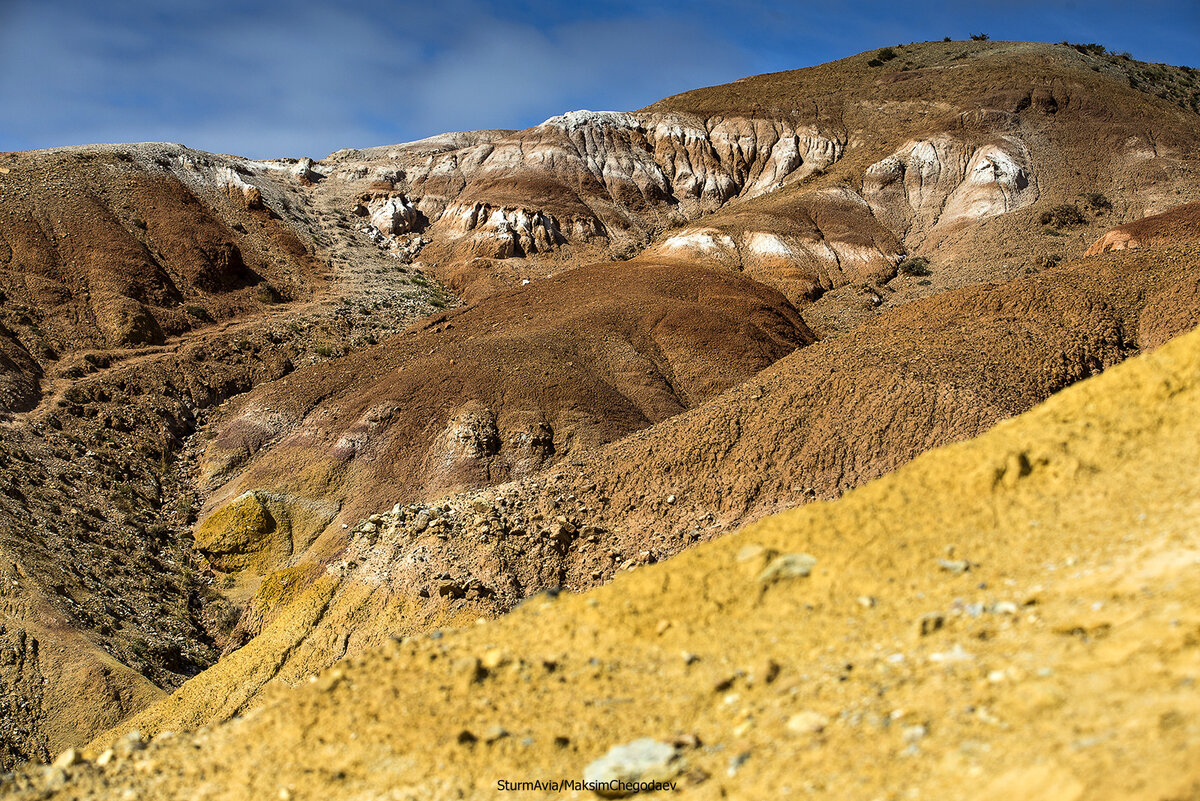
0;39;1198;798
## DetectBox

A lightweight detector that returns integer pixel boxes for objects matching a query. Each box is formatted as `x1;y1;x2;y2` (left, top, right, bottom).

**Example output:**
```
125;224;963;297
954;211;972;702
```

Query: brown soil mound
0;145;324;356
23;290;1200;801
197;260;812;574
1085;201;1200;255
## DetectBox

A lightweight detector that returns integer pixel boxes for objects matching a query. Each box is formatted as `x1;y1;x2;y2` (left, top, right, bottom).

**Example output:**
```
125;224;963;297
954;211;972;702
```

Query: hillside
0;39;1198;773
12;268;1200;800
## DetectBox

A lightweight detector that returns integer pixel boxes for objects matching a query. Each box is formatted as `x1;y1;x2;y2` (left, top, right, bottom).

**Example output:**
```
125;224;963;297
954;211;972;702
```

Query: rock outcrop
646;186;904;303
864;135;1038;245
440;203;570;258
219;169;263;210
351;111;846;259
367;194;422;235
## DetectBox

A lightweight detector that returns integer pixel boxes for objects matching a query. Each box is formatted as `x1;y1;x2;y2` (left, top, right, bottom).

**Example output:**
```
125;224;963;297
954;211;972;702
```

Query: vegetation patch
1040;204;1087;229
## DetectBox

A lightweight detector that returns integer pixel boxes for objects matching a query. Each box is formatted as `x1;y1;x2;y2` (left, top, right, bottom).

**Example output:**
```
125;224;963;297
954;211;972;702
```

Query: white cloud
0;0;750;157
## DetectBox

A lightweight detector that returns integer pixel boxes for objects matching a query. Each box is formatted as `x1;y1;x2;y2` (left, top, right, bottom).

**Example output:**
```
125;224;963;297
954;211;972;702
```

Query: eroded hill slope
20;274;1200;801
96;237;1200;742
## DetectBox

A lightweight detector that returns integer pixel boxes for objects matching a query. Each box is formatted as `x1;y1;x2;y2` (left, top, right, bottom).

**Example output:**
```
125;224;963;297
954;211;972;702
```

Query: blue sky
1;0;1196;159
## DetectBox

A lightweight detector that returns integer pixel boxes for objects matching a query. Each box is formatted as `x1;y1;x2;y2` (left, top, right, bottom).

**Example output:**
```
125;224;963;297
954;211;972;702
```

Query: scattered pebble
786;711;829;735
918;612;945;636
756;553;817;584
938;559;971;574
583;739;683;797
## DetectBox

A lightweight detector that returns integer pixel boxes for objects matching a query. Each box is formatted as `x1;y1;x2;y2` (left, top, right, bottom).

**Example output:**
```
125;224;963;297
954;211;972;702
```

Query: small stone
928;643;974;663
115;731;146;757
857;595;877;608
655;619;671;636
938;559;971;574
671;733;702;749
786;711;829;735
583;739;683;798
666;495;676;504
918;612;945;636
735;544;768;563
757;553;817;584
481;648;510;670
95;749;115;767
902;724;928;743
484;725;510;744
52;748;81;770
41;767;67;792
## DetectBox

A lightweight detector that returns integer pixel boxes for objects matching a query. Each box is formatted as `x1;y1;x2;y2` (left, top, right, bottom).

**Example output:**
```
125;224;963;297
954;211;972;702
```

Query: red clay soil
1085;201;1200;255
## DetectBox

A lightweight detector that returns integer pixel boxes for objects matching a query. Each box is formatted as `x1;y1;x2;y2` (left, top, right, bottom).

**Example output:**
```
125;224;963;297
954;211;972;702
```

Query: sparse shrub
970;33;990;41
897;256;931;276
184;305;212;322
867;59;884;68
943;36;951;42
876;47;897;62
1039;204;1087;229
1084;192;1112;212
314;344;338;358
254;284;280;304
217;603;242;634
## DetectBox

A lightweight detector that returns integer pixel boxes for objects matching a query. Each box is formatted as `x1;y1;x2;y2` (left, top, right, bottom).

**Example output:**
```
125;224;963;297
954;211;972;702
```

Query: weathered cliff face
335;111;847;258
863;135;1039;245
645;186;905;304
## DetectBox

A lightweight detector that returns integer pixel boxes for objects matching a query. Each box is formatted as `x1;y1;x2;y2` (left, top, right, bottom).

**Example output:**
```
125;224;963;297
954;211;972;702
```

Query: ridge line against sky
1;0;1198;160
